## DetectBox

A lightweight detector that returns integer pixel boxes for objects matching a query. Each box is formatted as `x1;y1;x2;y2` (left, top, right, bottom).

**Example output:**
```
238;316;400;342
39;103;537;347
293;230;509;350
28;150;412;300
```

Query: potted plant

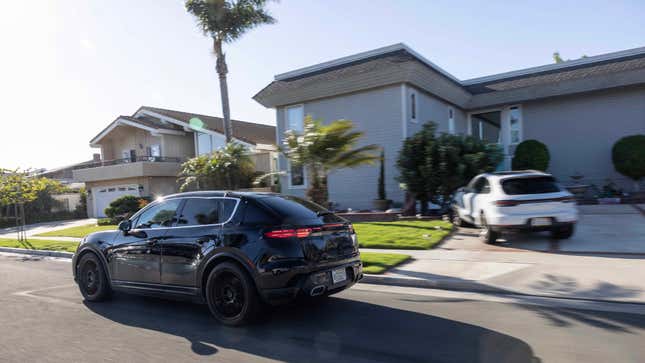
373;149;392;211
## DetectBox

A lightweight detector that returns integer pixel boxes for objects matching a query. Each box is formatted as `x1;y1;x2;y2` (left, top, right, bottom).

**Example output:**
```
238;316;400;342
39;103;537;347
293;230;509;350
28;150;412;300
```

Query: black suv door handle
147;239;159;246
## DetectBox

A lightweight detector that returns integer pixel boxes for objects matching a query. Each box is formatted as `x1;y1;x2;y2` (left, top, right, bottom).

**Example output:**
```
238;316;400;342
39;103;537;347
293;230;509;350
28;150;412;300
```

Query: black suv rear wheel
206;262;260;326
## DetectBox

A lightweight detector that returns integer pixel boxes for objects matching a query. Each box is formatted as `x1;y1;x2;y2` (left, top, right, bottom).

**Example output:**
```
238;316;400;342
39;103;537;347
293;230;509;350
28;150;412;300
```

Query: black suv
73;192;363;325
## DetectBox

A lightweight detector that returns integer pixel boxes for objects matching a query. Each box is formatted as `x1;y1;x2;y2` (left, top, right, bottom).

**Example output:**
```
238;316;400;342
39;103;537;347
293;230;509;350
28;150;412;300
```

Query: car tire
479;215;499;244
551;224;574;239
206;262;260;326
77;253;112;302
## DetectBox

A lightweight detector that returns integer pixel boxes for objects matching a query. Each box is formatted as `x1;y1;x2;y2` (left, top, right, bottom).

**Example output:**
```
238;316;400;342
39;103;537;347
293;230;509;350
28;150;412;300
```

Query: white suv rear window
501;176;561;195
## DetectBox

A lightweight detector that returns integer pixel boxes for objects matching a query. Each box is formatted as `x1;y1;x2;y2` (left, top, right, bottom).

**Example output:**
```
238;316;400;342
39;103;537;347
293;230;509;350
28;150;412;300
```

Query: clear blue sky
1;0;643;169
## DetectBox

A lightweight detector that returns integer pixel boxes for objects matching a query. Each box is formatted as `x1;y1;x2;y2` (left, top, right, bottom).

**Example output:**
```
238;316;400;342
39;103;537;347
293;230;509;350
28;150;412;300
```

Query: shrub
397;122;503;215
512;140;550;171
97;218;116;226
612;135;645;190
104;195;145;220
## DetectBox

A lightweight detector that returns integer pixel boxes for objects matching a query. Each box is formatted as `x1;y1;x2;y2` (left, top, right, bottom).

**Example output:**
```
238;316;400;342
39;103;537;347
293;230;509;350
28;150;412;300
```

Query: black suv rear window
502;176;561;195
257;195;343;224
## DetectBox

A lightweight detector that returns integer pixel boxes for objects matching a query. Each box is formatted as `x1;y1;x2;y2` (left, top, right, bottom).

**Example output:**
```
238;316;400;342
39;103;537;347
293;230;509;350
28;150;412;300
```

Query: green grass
355;219;453;250
360;252;411;274
36;224;117;238
0;239;79;253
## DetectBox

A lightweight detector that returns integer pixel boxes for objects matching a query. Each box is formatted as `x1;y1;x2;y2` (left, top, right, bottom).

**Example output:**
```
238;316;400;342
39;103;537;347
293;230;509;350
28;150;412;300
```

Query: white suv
451;171;578;243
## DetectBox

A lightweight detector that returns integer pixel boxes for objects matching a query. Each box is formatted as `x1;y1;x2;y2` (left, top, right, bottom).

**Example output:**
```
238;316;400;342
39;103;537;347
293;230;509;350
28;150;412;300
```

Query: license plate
531;217;552;227
331;268;347;284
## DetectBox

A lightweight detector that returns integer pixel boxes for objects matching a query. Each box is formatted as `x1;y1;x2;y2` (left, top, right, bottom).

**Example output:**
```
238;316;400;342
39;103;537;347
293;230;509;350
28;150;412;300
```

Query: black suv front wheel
206;262;260;326
77;253;111;302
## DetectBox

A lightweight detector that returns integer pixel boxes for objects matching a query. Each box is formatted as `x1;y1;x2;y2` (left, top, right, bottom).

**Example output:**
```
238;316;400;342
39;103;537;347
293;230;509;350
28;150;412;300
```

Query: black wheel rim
81;260;100;296
212;272;245;318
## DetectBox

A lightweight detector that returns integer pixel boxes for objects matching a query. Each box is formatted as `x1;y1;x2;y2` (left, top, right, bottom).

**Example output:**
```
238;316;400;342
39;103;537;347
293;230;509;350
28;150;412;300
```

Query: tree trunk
213;38;233;143
306;166;328;206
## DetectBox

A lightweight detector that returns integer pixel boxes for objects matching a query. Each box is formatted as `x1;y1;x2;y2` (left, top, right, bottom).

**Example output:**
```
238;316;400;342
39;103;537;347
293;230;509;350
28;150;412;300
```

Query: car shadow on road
84;294;539;363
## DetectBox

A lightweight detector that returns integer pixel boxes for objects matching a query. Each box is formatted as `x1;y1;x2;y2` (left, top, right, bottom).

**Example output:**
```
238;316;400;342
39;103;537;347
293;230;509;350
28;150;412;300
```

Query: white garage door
93;185;140;218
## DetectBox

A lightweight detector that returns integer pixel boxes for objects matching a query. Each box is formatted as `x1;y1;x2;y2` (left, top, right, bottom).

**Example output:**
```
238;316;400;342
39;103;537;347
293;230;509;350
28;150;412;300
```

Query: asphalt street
0;253;644;363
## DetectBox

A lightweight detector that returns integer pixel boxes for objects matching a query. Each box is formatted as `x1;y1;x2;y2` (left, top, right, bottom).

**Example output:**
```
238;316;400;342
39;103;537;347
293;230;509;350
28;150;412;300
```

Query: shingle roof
139;106;276;145
255;44;645;107
464;56;645;94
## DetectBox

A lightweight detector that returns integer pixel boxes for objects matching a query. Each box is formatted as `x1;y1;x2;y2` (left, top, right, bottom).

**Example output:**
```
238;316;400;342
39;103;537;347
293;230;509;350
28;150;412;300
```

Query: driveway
442;204;645;254
0;219;97;239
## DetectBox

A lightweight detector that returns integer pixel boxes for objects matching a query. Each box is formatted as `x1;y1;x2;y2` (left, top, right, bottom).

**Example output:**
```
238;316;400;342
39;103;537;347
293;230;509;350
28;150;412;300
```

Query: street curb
0;247;74;259
360;274;645;306
361;274;508;294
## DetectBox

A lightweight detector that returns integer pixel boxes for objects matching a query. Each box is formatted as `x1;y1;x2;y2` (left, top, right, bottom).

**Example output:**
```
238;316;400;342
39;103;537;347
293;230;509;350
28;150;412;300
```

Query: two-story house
254;43;645;210
74;106;276;217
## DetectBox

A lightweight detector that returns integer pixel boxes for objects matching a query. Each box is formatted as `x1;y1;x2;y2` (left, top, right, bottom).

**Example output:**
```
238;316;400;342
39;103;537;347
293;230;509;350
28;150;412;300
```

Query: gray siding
277;85;404;210
522;86;645;190
407;86;468;136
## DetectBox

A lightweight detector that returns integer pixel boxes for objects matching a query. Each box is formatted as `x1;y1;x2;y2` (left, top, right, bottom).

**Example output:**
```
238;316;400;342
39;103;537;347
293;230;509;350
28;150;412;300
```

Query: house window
509;106;521;144
197;132;212;156
288;161;305;188
286;105;304;133
410;93;416;121
448;108;455;134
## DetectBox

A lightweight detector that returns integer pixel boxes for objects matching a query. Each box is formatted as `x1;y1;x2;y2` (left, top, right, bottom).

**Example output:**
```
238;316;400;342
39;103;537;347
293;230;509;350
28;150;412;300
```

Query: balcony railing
74;156;183;170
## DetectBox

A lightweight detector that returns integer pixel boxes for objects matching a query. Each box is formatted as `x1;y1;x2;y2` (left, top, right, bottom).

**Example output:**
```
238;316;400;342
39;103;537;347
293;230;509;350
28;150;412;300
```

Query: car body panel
73;192;362;306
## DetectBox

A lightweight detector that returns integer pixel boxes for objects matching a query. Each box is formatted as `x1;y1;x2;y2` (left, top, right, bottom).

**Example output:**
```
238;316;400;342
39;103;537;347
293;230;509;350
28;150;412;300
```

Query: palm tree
185;0;276;142
283;116;380;206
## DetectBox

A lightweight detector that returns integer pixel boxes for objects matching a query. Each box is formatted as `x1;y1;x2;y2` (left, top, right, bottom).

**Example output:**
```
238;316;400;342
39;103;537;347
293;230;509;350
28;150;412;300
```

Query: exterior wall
276;85;404;210
85;176;179;217
407;86;468;136
160;134;195;159
51;193;82;213
522;86;645;190
100;126;162;160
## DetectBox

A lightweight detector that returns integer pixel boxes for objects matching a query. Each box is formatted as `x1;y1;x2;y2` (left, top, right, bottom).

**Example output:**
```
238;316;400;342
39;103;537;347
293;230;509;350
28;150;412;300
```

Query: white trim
286;160;307;189
138;109;255;149
508;105;523;146
284;104;305;133
274;43;461;84
401;84;408;138
462;46;645;85
90;117;185;147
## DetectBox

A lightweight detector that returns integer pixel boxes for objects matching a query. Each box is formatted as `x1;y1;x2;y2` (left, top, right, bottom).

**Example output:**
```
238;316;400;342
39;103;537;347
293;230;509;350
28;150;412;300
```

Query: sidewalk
361;246;645;304
0;219;95;242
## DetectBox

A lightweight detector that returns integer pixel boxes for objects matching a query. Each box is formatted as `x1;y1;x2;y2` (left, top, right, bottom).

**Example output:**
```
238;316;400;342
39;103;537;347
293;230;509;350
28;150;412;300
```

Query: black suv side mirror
118;220;132;234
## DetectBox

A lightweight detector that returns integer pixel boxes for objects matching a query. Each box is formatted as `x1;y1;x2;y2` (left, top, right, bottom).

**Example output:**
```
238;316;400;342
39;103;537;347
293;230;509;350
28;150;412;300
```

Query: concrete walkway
0;219;96;242
361;247;645;303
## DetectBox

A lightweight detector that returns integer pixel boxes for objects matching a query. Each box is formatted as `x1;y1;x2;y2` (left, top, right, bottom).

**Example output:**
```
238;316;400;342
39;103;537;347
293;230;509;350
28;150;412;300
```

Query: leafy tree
281;116;380;206
397;123;503;215
185;0;276;142
612;135;645;191
178;142;255;191
512;139;550;171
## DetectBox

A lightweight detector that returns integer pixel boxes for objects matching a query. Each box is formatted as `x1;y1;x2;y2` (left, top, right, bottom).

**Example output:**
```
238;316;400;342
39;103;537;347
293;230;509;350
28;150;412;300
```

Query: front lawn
36;224;117;238
0;239;79;253
360;252;411;274
355;219;453;250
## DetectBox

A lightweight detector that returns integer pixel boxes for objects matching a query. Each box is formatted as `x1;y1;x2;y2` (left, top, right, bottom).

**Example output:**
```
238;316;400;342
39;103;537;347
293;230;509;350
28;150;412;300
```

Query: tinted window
474;178;491;194
176;198;238;226
242;201;278;226
258;195;342;224
502;177;561;195
134;199;181;229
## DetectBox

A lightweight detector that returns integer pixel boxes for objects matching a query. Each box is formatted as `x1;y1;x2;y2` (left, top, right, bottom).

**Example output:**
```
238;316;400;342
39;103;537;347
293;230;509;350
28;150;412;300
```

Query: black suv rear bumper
258;258;363;305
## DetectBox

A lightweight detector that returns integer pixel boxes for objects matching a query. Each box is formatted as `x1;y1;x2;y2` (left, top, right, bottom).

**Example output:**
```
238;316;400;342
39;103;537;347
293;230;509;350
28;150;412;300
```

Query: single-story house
73;106;276;218
254;43;645;210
